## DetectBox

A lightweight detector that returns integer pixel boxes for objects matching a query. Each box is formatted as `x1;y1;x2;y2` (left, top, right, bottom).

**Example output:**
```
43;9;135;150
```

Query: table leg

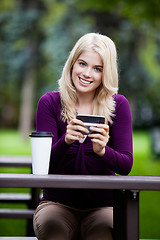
113;190;139;240
125;190;139;240
113;190;126;240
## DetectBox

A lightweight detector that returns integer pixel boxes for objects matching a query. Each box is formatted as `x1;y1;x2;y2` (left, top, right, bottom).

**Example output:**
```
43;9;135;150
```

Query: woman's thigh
81;207;113;240
33;201;78;240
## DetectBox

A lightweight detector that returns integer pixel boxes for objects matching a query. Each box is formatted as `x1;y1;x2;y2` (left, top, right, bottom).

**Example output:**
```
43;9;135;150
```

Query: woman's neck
76;94;94;115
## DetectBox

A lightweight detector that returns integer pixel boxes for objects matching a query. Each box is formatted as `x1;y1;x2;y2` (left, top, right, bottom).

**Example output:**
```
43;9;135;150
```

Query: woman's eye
79;62;85;66
95;67;102;72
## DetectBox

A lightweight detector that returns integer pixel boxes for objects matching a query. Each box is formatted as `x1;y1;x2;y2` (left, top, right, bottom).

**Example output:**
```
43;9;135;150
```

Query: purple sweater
36;91;133;209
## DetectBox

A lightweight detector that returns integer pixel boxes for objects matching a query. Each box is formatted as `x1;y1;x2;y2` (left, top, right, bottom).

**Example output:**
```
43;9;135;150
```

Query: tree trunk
18;0;44;140
19;40;37;140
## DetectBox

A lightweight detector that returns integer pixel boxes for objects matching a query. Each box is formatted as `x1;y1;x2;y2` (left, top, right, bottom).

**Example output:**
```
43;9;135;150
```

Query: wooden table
1;174;160;240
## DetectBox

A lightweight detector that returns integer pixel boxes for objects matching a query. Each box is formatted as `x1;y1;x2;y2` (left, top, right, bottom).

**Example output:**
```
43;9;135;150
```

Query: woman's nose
83;67;91;78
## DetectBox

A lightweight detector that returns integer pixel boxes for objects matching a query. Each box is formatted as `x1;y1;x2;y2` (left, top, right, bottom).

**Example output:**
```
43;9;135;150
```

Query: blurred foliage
76;0;160;27
0;0;160;130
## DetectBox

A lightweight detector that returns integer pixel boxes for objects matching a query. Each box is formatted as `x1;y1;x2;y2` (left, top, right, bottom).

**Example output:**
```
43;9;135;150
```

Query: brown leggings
33;201;113;240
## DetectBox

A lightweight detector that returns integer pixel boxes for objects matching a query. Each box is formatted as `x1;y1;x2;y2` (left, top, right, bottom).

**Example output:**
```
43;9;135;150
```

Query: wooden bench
0;156;41;235
0;156;41;207
0;156;32;168
0;238;37;240
0;238;156;240
1;174;160;240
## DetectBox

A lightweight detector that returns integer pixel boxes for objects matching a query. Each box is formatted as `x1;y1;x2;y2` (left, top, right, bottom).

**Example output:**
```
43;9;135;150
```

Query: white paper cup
29;132;53;175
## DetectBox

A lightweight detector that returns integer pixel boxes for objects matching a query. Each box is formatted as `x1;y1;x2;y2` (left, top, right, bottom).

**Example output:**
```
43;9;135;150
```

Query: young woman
33;33;133;240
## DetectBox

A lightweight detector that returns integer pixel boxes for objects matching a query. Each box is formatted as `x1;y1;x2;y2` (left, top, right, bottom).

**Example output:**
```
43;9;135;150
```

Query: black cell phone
76;114;105;135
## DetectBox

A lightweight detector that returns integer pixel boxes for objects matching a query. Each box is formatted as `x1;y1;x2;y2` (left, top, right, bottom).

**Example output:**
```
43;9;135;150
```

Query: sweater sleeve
102;95;133;175
36;93;70;159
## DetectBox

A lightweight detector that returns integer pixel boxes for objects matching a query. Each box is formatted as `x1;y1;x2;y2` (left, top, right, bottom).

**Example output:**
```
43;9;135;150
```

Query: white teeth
79;77;91;84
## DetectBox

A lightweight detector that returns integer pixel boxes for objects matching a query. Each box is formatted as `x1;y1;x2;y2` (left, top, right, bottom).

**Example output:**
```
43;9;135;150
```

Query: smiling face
71;50;103;99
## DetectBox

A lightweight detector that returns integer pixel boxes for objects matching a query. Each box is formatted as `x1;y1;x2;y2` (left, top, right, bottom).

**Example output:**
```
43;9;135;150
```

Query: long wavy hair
58;33;118;124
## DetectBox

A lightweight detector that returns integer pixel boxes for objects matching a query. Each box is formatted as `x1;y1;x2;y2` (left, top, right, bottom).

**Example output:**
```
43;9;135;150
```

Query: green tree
0;0;160;133
0;0;45;138
74;0;160;126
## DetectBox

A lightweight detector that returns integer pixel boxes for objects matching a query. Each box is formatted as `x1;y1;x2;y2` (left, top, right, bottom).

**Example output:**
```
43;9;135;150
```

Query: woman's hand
89;124;109;157
65;119;89;145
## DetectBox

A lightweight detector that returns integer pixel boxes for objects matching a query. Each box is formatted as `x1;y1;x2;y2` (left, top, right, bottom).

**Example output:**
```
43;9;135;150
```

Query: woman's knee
33;201;78;240
81;207;113;240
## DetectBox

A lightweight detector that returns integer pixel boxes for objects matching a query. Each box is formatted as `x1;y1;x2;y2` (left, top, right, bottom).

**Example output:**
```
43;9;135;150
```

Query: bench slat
0;209;34;218
0;238;37;240
0;237;154;239
0;156;31;167
0;193;31;203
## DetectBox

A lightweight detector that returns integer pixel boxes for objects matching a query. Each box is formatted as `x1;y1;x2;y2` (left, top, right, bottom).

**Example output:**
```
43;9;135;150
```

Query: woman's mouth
79;77;92;85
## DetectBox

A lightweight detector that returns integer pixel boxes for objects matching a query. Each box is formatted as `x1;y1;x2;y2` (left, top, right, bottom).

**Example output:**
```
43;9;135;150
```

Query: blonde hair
58;32;118;124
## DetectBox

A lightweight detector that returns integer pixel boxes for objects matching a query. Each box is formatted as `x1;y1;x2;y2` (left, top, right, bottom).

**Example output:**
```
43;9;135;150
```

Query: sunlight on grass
132;130;160;238
140;191;160;238
0;129;32;236
0;219;27;236
131;130;160;176
0;129;31;155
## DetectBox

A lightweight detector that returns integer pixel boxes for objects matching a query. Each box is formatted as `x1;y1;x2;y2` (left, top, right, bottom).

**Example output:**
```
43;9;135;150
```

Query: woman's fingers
65;118;89;144
89;124;110;157
89;124;109;138
70;119;89;134
65;120;109;146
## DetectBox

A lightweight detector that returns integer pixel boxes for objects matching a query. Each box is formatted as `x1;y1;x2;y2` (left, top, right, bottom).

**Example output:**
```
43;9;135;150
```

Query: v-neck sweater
36;91;133;209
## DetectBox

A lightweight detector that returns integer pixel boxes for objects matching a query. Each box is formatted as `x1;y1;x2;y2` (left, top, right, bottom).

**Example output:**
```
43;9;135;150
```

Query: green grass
131;130;160;238
0;129;31;156
0;128;160;237
0;129;31;235
131;130;160;176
